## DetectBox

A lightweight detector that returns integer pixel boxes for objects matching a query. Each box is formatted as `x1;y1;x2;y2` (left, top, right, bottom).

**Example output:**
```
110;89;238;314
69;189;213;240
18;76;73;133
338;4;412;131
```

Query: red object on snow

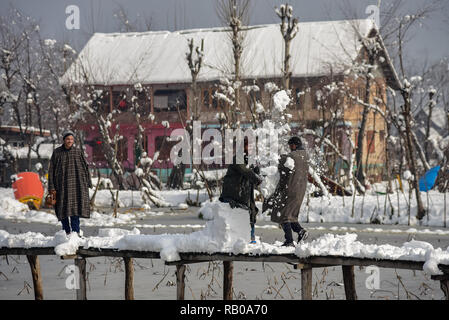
12;172;44;209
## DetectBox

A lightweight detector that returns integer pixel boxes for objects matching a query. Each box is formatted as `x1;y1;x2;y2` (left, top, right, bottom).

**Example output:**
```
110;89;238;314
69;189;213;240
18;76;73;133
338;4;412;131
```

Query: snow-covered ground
2;185;448;231
297;190;448;227
0;187;210;227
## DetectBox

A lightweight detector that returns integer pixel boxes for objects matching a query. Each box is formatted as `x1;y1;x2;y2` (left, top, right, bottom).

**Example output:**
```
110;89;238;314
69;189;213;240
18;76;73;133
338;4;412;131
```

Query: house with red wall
60;19;400;184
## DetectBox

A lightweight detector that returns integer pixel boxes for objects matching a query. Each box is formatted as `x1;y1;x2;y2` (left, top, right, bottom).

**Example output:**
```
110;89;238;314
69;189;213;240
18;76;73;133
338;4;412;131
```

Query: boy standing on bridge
263;136;309;247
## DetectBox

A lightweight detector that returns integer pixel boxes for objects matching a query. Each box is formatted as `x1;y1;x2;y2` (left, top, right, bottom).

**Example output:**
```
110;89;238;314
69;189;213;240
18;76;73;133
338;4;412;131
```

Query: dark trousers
281;222;303;243
61;216;80;234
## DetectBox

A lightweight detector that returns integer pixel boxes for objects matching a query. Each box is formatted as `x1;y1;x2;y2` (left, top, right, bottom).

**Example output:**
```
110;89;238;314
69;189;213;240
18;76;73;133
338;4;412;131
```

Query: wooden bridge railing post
431;274;449;300
75;256;87;300
123;257;134;300
176;264;186;300
342;265;357;300
223;261;233;300
26;255;43;300
301;265;313;300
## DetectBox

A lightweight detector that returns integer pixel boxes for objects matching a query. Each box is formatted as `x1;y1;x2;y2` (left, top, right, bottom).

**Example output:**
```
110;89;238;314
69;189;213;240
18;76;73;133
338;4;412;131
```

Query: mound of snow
1;197;29;215
294;233;449;275
116;201;251;261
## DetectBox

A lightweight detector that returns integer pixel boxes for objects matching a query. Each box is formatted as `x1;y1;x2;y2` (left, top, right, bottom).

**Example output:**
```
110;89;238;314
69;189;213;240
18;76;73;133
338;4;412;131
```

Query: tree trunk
168;163;185;189
403;93;426;220
424;99;434;162
355;61;374;187
283;39;291;90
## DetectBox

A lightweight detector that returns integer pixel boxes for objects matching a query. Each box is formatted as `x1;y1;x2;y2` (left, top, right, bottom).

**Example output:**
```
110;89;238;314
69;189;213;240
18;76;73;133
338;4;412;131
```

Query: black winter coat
219;155;261;221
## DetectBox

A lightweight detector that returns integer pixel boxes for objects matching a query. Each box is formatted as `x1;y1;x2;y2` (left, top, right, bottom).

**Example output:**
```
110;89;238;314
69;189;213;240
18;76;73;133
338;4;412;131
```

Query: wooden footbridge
1;246;448;300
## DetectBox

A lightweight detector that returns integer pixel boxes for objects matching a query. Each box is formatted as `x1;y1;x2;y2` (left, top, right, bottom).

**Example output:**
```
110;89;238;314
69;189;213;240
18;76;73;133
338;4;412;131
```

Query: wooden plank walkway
1;246;448;300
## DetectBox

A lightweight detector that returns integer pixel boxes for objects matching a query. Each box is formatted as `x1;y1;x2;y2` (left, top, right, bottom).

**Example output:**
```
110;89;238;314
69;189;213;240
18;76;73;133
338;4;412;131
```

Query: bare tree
216;0;251;128
275;3;299;91
168;38;204;191
0;6;53;171
391;5;446;220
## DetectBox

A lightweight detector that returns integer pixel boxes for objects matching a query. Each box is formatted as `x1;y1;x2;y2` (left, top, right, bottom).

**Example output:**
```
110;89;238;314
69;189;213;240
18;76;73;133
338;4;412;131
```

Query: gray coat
265;149;308;224
48;145;92;221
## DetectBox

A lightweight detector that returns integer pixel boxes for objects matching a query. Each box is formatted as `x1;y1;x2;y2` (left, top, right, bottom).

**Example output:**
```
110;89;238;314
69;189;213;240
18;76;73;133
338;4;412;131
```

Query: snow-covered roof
1;143;54;159
61;19;397;87
0;125;51;136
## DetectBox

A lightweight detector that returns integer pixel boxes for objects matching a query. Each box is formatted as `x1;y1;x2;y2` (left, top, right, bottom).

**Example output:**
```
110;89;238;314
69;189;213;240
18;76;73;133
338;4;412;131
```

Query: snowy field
1;186;449;300
2;184;447;228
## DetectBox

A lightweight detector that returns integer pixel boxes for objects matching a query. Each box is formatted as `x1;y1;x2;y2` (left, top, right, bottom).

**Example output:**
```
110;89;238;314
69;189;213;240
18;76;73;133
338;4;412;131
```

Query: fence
1;246;448;300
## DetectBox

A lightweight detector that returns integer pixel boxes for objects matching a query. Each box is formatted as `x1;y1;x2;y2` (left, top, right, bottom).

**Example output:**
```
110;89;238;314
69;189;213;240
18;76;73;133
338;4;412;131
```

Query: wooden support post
223;261;233;300
123;257;134;300
176;264;186;300
26;255;43;300
342;265;357;300
301;266;313;300
440;279;449;300
75;257;87;300
431;274;449;300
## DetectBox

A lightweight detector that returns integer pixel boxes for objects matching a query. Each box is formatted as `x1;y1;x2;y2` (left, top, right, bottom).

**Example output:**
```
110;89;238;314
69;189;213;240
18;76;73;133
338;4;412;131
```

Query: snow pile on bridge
0;201;251;261
111;201;251;261
294;233;449;275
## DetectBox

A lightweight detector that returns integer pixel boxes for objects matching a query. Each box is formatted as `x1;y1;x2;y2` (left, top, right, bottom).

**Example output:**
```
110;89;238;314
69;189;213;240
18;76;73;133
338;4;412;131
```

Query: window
134;135;148;165
294;87;304;109
155;136;178;162
203;90;210;108
113;91;129;111
132;90;150;113
117;137;128;162
366;131;375;154
111;89;150;112
249;88;261;110
143;134;149;153
376;85;384;101
91;138;106;162
357;86;366;102
92;90;110;113
313;88;323;109
202;88;219;109
89;137;128;163
212;90;219;108
153;90;187;112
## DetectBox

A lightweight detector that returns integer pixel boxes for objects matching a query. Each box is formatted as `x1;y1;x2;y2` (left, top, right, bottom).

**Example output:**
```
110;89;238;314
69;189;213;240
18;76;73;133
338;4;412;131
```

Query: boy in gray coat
263;136;309;246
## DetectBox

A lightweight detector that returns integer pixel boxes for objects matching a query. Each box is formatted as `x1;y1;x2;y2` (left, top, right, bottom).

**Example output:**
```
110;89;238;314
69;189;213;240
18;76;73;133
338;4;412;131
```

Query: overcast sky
2;0;448;66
